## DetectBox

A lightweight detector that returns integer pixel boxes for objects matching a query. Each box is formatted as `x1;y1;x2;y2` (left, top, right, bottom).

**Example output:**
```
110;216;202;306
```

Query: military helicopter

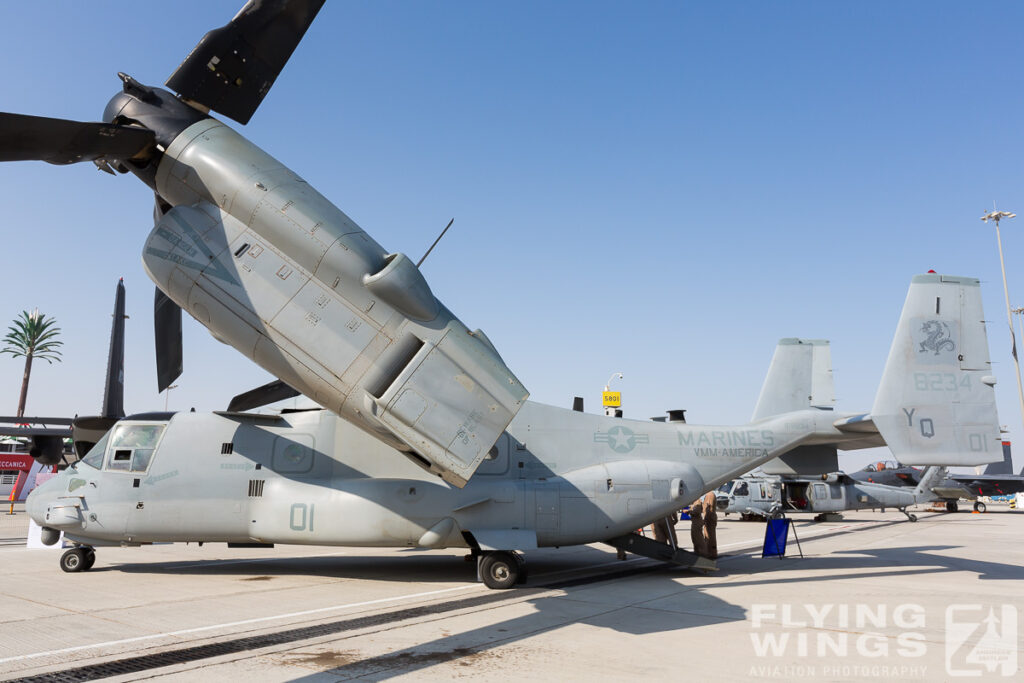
27;273;1002;587
1;3;1002;587
716;466;947;523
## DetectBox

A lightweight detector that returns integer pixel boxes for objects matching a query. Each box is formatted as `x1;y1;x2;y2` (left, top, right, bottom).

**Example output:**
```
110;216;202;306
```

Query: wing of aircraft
0;417;72;465
945;473;1024;497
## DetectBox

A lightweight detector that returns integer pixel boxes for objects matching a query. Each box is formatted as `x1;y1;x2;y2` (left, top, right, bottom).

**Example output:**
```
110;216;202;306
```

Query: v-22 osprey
0;2;1002;587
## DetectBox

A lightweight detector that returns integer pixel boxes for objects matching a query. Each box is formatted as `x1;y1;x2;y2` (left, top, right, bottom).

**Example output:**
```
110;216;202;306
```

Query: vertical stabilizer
752;338;834;420
982;441;1013;475
101;278;126;419
871;274;1001;467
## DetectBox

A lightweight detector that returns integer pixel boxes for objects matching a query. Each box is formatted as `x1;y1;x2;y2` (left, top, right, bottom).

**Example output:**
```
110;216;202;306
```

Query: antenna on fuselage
416;218;454;268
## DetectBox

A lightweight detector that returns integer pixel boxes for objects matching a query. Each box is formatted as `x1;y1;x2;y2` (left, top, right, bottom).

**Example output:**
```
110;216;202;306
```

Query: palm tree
1;309;63;418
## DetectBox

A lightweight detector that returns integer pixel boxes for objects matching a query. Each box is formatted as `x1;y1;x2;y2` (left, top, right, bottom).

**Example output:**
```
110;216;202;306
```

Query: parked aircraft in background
850;442;1023;512
0;279;128;499
717;466;947;522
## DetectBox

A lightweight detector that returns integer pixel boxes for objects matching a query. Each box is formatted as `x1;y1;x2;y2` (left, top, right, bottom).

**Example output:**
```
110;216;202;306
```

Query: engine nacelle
29;435;64;466
144;121;529;487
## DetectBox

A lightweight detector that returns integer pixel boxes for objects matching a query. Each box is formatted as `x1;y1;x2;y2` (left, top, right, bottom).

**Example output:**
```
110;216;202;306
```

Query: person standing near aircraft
689;498;707;557
701;491;718;559
652;510;678;546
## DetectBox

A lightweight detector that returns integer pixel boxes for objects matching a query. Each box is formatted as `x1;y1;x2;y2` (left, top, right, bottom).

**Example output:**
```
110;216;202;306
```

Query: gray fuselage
28;401;845;552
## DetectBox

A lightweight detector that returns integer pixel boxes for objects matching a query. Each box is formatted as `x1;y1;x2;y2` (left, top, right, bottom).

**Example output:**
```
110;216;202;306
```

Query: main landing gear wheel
60;548;92;573
974;501;987;513
480;551;522;589
946;501;959;513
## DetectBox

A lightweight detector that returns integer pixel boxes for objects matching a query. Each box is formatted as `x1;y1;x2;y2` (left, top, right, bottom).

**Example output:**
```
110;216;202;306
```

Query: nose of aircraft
25;485;46;525
25;474;65;527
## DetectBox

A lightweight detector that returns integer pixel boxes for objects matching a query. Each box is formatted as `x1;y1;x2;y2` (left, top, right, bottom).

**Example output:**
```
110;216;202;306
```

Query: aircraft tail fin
101;278;126;420
870;274;1001;467
983;441;1013;475
752;339;835;421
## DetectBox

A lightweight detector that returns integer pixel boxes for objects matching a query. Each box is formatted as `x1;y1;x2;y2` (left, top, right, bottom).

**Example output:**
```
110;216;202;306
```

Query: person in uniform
652;512;679;546
701;491;718;559
689;498;707;557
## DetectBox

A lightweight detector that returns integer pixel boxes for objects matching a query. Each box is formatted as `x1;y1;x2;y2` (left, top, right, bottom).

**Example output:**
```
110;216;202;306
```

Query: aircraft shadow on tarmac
99;553;486;583
286;543;1023;680
279;569;748;681
67;518;1024;681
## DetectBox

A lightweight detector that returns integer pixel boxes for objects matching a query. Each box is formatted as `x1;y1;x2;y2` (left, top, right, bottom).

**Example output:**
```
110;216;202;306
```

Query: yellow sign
602;391;621;407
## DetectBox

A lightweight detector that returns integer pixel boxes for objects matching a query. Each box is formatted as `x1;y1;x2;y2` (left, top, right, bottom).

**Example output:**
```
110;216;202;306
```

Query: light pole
981;208;1024;432
164;384;179;411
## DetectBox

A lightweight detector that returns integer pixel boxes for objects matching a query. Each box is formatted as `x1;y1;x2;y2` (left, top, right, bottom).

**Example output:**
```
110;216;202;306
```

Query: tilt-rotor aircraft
0;2;1001;587
27;274;1002;587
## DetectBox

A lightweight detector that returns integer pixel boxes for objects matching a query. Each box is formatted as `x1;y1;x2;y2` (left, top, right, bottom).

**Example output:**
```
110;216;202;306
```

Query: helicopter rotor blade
0;112;155;165
166;0;326;125
154;287;183;394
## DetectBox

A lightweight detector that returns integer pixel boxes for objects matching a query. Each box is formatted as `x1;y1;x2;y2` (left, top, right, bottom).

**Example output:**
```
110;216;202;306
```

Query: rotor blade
227;380;300;413
154;287;183;393
166;0;326;125
0;112;155;165
101;279;127;419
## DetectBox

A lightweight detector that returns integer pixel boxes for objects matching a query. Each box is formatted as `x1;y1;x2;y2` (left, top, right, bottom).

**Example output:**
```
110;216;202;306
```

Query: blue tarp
762;518;790;557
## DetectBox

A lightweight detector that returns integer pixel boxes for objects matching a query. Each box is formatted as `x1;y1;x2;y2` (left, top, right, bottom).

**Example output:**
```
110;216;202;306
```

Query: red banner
0;454;34;470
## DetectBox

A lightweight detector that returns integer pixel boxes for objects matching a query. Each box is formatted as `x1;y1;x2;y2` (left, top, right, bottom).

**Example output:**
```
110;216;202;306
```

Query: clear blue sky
0;1;1022;471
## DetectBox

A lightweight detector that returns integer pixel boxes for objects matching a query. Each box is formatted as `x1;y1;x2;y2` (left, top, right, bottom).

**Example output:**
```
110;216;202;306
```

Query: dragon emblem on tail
918;320;955;355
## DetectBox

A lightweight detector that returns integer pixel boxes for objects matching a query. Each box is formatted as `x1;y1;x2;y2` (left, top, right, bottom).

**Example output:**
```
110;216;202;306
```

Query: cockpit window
734;481;749;497
105;424;164;473
80;431;111;470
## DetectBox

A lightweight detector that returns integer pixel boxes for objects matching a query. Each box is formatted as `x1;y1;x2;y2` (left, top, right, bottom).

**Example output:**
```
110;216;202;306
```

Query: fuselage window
105;424;165;473
110;449;132;471
80;431;112;470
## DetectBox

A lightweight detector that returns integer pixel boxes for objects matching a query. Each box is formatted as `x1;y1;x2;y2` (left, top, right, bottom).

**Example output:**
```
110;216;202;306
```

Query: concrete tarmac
1;503;1022;681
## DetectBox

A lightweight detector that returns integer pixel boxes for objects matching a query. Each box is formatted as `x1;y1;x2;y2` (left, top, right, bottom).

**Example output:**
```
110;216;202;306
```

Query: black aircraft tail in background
983;441;1014;476
0;279;127;465
70;279;127;459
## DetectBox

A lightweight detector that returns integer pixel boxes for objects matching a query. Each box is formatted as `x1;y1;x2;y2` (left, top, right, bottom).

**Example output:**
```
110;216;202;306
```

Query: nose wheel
60;547;96;573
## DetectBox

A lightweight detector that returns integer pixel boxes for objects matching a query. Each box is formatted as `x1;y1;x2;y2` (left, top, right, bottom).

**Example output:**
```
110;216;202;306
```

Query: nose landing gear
60;547;96;573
